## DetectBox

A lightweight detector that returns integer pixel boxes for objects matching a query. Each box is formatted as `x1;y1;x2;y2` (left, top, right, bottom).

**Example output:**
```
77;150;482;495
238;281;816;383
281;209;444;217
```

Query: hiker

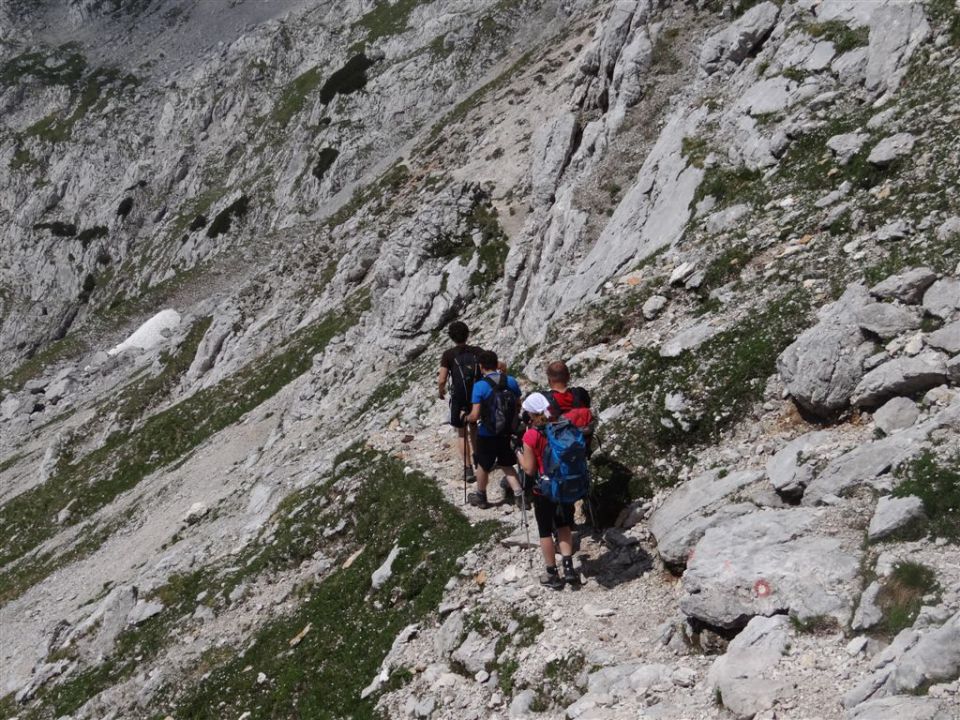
517;392;587;589
542;360;596;456
464;350;524;509
438;321;484;482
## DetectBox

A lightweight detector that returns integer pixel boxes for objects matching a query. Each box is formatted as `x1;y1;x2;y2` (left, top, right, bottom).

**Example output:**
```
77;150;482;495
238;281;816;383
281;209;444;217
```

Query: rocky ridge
1;0;960;719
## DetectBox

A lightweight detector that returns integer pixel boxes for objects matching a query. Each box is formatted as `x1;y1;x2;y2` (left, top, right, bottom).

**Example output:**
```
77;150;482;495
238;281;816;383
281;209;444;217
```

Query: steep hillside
2;0;960;718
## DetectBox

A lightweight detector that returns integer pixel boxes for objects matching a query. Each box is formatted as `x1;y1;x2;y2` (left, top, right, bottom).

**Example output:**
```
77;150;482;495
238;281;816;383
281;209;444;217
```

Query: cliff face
2;1;960;718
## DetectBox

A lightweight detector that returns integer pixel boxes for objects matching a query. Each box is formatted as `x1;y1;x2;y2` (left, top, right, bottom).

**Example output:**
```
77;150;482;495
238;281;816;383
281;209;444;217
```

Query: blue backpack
538;419;590;504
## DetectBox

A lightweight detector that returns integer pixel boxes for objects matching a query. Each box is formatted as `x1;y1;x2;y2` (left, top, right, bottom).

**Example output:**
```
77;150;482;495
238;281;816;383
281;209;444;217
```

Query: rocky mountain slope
1;0;960;718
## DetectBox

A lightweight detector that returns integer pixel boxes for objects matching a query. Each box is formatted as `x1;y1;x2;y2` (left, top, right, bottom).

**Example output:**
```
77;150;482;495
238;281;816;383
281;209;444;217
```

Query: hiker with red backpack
438;322;484;484
463;350;525;509
542;361;595;444
516;392;590;589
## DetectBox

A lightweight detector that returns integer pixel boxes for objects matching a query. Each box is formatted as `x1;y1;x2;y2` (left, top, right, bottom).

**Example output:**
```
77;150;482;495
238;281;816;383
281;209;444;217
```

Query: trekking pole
519;468;532;568
462;434;468;505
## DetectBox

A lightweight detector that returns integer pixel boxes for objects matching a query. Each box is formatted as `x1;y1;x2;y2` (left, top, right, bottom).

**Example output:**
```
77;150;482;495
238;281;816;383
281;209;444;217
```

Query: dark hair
448;321;469;344
478;350;498;370
546;360;570;383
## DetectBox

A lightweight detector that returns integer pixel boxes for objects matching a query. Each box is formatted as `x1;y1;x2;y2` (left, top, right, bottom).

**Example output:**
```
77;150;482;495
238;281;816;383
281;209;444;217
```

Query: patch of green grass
893;451;960;543
0;296;368;590
692;164;765;210
1;335;85;394
10;146;38;171
596;291;810;493
355;0;429;44
320;54;374;105
782;67;808;83
544;651;585;685
929;0;960;46
875;561;940;637
698;244;753;297
0;452;26;475
681;136;710;169
166;449;496;719
805;20;870;54
326;161;410;228
269;66;323;129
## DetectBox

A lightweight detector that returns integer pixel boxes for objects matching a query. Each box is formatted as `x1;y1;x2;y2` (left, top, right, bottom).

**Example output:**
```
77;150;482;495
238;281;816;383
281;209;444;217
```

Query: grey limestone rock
873;396;920;434
935;216;960;242
923;278;960;320
827;131;869;164
704;203;750;234
847;695;956;720
649;469;763;567
868;495;925;541
852;357;948;408
948;355;960;384
508;688;535;718
708;615;792;720
680;508;861;629
870;268;938;305
766;430;832;500
452;631;496;675
926;320;960;355
642;294;668;320
856;302;921;340
531;112;579;207
659;321;721;358
867;133;917;166
699;1;781;75
845;611;960;708
777;284;873;417
852;581;884;631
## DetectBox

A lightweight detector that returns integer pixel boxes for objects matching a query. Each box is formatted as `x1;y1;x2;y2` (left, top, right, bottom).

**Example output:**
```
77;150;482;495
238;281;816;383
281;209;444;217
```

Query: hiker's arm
465;402;481;424
518;442;537;476
437;367;448;399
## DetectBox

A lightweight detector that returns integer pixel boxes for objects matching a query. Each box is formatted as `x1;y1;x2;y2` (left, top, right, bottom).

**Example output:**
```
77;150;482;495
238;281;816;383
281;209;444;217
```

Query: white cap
522;392;552;417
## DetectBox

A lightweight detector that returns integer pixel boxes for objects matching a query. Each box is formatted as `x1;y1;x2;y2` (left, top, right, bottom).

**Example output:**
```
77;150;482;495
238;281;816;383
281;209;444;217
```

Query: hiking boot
540;569;564;590
562;567;583;588
467;491;489;509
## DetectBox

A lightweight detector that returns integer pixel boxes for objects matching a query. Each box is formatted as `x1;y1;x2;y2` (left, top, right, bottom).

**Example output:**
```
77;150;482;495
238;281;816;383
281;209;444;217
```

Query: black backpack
480;373;519;436
449;349;480;400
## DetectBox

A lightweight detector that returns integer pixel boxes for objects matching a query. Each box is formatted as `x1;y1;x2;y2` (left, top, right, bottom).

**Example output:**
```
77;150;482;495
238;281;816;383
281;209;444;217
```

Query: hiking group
437;321;595;590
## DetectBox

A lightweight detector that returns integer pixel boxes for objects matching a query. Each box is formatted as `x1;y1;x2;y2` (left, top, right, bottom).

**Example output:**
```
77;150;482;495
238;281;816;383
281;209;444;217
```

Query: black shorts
474;435;516;471
449;395;470;429
533;494;575;538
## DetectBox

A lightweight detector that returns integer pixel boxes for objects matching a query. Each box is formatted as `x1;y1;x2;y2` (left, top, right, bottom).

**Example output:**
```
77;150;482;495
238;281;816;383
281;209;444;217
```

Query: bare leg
475;464;489;495
539;536;556;567
556;527;574;557
499;465;522;495
456;426;469;468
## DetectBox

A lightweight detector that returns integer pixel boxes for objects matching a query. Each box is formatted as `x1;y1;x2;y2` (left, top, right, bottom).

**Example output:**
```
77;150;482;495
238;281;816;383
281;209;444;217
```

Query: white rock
868;495;925;541
371;543;402;591
867;133;916;166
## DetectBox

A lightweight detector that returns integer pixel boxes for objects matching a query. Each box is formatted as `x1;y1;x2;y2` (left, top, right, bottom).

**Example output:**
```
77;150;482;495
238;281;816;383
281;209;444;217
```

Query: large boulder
923;278;960;320
709;615;792;720
699;1;781;74
867;133;916;166
845;611;960;709
867;495;925;541
680;508;861;629
925;320;960;355
851;356;948;408
649;469;763;567
870;268;938;305
873;396;919;435
847;696;956;720
856;302;921;339
777;284;874;417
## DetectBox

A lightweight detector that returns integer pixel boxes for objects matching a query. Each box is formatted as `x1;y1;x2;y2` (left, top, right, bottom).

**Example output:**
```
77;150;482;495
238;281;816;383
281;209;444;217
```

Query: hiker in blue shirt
463;350;524;509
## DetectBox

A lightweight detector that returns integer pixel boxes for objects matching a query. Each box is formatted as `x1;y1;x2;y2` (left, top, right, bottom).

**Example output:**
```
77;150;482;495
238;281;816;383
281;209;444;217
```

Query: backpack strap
544;390;564;418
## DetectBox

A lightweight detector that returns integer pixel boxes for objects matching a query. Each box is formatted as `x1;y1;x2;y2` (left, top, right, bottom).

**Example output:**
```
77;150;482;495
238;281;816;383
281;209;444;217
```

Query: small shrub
876;561;940;636
681;136;710;169
188;215;207;232
116;197;134;218
206;195;250;238
929;0;960;46
651;27;681;74
692;165;764;210
270;66;322;129
33;221;78;237
312;147;340;181
320;54;374;104
77;225;108;246
805;20;870;54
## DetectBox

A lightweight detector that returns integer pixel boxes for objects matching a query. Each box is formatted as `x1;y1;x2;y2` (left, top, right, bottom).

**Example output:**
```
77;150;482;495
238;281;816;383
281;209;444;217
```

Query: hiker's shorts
449;395;470;429
474;435;515;471
533;494;575;538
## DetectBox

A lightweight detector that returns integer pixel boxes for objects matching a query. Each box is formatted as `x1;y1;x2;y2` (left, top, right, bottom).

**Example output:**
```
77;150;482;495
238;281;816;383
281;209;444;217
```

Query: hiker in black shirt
438;321;483;482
